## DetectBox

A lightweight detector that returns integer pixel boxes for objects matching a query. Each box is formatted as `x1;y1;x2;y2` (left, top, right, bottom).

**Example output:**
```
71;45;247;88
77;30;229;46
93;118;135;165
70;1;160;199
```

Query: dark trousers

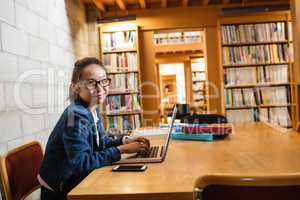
41;186;67;200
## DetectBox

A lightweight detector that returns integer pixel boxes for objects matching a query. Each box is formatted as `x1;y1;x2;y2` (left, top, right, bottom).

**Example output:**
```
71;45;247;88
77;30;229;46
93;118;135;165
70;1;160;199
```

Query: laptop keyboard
137;146;160;158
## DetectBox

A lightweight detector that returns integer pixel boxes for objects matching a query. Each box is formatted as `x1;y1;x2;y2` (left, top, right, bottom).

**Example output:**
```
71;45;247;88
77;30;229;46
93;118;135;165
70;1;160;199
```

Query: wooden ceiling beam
139;0;146;8
223;0;231;4
202;0;210;6
92;0;106;12
116;0;126;10
183;0;188;7
161;0;167;8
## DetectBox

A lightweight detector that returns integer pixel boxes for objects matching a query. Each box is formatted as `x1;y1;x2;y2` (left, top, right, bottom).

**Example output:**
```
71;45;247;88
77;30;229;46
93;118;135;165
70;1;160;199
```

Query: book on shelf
183;31;202;44
289;43;294;62
107;114;141;133
153;31;202;45
225;65;289;86
225;67;256;86
227;109;256;123
269;107;291;127
225;86;290;107
102;31;136;51
288;21;293;41
105;94;141;113
191;58;205;71
109;73;139;92
227;107;291;127
258;86;290;105
221;22;286;44
259;107;291;127
225;88;256;107
192;81;205;91
103;52;137;71
194;94;205;101
257;65;289;84
192;72;206;81
222;44;290;65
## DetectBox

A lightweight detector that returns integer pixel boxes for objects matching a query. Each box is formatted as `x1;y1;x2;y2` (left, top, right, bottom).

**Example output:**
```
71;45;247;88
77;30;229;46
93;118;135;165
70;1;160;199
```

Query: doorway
159;63;186;115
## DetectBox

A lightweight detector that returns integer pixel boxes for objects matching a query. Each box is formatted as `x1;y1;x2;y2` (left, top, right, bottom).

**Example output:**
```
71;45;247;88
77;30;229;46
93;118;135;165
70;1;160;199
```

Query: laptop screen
161;105;177;161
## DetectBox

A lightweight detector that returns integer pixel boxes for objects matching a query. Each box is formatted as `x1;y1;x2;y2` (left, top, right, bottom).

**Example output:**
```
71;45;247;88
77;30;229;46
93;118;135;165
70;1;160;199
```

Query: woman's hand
128;137;150;149
117;141;149;154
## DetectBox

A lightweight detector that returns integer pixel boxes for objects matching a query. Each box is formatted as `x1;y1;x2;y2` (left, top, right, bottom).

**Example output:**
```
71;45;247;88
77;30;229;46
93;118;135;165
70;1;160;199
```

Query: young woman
39;57;150;200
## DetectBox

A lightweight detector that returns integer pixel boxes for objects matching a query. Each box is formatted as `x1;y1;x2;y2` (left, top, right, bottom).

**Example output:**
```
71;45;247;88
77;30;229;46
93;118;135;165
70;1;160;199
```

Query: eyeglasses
81;78;111;89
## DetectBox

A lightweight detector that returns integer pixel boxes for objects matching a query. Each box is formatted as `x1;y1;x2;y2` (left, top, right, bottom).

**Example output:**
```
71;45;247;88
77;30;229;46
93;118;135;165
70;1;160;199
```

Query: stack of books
170;123;233;141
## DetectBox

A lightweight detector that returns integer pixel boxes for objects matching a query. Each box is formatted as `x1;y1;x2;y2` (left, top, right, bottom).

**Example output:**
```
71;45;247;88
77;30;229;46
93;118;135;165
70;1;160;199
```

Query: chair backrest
0;141;43;200
194;174;300;200
181;114;228;124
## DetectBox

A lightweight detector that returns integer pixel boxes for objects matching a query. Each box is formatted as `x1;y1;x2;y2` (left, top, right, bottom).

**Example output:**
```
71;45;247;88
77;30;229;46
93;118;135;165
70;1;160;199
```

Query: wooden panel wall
204;27;222;114
135;7;223;124
139;31;161;126
291;0;300;122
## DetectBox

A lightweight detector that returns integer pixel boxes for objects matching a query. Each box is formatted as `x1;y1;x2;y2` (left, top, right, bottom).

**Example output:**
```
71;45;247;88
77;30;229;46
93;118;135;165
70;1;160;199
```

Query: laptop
114;105;177;164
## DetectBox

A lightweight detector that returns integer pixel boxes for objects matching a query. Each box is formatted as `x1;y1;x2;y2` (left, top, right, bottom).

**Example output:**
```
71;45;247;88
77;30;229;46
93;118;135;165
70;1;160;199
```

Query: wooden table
68;122;300;200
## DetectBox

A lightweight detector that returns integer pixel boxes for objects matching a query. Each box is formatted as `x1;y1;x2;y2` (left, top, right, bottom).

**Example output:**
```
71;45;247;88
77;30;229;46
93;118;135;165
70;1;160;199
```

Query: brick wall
0;0;90;168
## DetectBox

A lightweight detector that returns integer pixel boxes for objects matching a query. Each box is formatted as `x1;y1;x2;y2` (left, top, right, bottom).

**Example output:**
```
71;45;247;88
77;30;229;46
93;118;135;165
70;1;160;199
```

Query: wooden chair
194;174;300;200
0;141;43;200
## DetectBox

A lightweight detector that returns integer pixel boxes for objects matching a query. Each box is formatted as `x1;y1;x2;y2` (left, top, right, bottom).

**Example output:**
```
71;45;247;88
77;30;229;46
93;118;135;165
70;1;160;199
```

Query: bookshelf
219;12;297;128
191;57;208;113
99;23;143;135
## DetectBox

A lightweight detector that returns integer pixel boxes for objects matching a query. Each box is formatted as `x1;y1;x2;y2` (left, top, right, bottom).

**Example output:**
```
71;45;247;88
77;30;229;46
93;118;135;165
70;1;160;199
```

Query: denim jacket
39;97;122;193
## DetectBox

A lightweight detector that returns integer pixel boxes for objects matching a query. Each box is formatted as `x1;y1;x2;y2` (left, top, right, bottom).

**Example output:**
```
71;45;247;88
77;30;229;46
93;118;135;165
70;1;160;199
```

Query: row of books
153;31;202;45
257;65;289;84
222;44;290;65
227;108;291;127
105;94;141;113
102;31;136;51
227;109;256;123
225;88;256;107
221;22;287;44
192;72;206;81
194;93;205;101
109;73;139;92
225;67;256;86
191;60;205;71
103;52;137;70
225;86;290;107
192;82;205;91
224;65;289;86
107;114;141;133
259;86;289;105
260;107;292;127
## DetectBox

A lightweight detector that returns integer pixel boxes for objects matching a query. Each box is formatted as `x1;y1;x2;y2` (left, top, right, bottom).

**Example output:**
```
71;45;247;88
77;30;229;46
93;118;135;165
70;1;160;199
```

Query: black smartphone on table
112;165;147;172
